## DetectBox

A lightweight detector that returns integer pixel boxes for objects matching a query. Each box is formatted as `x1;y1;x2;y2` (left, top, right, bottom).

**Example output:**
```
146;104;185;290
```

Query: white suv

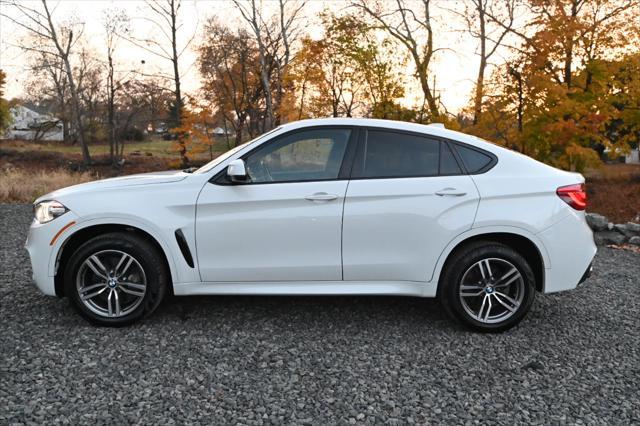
26;118;596;331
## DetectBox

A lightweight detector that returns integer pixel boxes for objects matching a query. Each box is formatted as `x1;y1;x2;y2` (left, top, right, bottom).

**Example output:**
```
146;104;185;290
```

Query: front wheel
64;232;168;326
439;242;536;332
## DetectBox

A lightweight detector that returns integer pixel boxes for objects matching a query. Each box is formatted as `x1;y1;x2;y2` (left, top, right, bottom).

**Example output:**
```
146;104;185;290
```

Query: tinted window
245;128;350;183
440;142;462;175
455;144;493;173
360;130;439;178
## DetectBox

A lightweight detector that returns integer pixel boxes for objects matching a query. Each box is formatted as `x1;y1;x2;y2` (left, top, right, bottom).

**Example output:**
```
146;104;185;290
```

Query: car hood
36;170;190;203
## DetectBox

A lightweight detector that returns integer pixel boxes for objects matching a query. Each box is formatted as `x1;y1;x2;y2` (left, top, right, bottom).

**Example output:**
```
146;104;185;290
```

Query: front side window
195;127;281;174
357;130;440;178
244;128;351;183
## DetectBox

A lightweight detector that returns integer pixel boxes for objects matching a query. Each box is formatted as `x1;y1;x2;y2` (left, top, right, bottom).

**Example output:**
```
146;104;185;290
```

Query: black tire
439;241;536;333
64;232;168;326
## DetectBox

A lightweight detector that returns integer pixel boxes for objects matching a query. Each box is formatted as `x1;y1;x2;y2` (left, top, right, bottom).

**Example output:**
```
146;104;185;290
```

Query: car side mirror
227;159;248;183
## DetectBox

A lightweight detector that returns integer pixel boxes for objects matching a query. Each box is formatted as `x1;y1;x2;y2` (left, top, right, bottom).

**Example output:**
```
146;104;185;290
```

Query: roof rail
428;123;445;128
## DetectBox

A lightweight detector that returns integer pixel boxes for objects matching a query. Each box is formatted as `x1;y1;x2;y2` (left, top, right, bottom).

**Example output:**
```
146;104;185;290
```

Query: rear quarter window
453;144;495;173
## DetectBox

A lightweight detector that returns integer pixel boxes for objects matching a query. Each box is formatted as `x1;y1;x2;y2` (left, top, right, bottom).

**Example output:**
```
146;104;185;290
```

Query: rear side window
454;144;493;173
354;130;467;178
440;142;462;175
358;130;440;178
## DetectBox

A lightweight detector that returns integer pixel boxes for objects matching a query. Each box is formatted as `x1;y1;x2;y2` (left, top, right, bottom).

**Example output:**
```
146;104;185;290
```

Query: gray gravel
1;203;639;425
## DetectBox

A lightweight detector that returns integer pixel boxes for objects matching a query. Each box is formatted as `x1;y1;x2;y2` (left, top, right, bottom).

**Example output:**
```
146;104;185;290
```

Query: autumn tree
449;0;518;124
353;0;442;121
22;49;71;140
198;19;263;147
232;0;306;129
341;16;407;119
291;16;365;118
115;77;174;148
472;0;640;171
605;52;640;154
0;70;13;132
290;13;407;120
76;50;105;144
124;0;197;167
102;7;128;166
2;0;92;164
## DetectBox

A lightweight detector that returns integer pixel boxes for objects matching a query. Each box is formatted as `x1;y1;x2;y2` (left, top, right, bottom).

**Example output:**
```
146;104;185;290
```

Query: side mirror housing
227;159;248;183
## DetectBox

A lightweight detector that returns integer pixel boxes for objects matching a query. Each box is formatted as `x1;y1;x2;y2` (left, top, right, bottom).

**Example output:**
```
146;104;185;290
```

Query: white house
625;147;639;164
6;105;64;141
213;126;233;136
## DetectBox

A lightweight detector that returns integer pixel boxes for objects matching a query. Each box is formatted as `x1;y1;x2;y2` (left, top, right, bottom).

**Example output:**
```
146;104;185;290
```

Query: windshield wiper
182;167;198;173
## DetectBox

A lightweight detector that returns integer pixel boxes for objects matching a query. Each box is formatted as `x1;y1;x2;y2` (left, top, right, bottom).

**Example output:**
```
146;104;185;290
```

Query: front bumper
25;213;78;296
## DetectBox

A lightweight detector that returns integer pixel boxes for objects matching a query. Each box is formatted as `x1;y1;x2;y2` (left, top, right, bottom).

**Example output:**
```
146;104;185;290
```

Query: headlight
34;200;68;223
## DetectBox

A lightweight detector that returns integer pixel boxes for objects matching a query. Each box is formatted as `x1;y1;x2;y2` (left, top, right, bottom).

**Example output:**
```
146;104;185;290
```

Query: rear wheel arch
54;224;173;297
437;232;545;293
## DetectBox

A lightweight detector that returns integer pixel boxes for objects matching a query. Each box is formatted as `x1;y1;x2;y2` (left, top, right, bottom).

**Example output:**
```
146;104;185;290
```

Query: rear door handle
305;192;338;202
435;187;467;197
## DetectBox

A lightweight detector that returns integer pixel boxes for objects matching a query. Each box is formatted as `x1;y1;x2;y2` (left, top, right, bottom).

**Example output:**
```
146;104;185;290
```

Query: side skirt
173;280;436;298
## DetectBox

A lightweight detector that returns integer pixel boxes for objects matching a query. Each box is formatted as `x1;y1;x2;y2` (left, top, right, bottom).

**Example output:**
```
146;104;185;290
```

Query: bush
118;127;146;142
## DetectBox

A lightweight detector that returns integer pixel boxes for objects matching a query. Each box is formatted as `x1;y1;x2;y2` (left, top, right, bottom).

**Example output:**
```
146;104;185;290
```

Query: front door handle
435;187;467;197
305;192;338;202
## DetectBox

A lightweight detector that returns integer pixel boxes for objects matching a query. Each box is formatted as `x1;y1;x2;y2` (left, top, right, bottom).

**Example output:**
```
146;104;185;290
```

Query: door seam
340;179;351;281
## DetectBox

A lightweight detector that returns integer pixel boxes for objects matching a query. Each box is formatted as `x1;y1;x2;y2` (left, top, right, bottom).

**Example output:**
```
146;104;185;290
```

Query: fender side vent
174;229;194;268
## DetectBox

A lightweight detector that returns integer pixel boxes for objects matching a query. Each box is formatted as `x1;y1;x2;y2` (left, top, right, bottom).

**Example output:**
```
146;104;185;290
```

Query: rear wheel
64;232;168;326
439;242;536;332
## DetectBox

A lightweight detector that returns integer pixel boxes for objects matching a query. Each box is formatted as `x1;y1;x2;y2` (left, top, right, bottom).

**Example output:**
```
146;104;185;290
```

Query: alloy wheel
76;250;147;318
458;257;525;324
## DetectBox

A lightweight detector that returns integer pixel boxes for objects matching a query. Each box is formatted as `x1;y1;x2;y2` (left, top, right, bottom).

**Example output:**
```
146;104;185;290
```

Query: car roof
280;117;487;149
277;117;561;174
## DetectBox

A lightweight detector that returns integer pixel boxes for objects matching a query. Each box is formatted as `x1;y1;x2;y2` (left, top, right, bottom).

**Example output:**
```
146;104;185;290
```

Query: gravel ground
1;203;639;425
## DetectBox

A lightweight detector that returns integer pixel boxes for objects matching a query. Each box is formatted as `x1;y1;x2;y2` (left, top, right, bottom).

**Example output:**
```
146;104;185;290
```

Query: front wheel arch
54;224;173;297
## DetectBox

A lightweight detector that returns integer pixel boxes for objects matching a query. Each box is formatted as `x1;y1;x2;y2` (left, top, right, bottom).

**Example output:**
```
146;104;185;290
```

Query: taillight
557;183;587;210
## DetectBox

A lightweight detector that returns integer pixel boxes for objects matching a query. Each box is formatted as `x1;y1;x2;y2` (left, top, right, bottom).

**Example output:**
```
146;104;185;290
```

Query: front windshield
193;127;281;174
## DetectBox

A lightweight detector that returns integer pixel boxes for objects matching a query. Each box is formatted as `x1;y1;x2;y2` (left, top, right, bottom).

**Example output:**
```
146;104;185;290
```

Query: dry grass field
1;137;227;159
0;168;96;202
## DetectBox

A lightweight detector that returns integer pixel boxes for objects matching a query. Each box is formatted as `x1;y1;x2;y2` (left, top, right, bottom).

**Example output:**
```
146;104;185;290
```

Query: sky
0;0;518;114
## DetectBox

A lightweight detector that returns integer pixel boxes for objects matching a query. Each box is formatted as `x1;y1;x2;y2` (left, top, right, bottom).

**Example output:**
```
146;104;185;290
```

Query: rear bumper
578;262;593;286
537;212;597;293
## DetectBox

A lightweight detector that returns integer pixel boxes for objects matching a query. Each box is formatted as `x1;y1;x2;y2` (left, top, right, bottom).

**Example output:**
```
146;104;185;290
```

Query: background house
6;105;63;141
625;147;639;164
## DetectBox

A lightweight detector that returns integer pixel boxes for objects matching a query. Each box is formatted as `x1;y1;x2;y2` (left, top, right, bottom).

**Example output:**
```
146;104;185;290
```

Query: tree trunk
169;0;187;167
473;60;486;125
107;53;116;166
62;119;69;143
473;0;487;125
256;45;274;128
234;123;243;148
63;55;91;165
416;65;439;119
564;1;579;89
564;45;573;89
41;0;90;165
515;72;524;154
